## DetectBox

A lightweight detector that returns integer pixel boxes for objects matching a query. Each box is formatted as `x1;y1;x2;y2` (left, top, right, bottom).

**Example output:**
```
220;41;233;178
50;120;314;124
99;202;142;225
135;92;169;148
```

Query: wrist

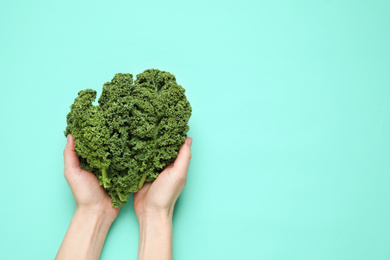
138;211;172;226
75;206;116;226
56;206;114;260
137;209;172;225
137;210;173;260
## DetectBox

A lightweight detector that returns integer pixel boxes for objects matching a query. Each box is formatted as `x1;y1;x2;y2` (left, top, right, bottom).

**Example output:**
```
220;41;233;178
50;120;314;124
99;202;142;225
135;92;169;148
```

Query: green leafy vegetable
64;69;192;207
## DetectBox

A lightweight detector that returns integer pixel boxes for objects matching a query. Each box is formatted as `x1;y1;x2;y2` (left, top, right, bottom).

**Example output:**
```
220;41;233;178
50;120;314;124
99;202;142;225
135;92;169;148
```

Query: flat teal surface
1;0;390;259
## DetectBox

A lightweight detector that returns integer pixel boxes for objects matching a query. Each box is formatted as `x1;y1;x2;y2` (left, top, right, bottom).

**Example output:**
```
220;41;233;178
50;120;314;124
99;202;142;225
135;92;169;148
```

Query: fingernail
186;137;192;147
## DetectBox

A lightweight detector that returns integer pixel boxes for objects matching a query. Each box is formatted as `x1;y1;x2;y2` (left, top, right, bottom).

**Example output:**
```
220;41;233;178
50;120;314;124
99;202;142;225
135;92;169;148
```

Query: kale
64;69;192;207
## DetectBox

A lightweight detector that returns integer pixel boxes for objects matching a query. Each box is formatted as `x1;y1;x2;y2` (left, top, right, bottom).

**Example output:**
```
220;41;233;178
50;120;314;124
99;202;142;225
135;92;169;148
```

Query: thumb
173;137;192;174
64;134;80;169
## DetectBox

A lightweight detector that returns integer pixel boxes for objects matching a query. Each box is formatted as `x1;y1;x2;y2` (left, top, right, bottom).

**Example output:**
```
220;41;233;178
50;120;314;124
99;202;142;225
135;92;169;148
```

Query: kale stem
118;192;128;202
102;167;109;188
138;174;147;190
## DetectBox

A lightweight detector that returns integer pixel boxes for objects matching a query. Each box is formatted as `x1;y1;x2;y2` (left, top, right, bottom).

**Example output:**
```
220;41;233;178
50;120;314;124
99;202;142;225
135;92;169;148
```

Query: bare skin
134;137;192;260
56;134;192;260
56;134;119;260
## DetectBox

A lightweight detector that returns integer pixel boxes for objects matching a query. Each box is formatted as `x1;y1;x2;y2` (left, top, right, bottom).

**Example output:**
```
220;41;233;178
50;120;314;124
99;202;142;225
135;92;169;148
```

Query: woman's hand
133;137;192;219
56;134;119;260
133;137;192;260
63;134;119;220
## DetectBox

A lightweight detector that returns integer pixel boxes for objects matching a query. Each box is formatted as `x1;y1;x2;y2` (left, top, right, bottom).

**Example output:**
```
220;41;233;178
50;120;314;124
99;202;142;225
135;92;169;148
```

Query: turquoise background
1;0;389;259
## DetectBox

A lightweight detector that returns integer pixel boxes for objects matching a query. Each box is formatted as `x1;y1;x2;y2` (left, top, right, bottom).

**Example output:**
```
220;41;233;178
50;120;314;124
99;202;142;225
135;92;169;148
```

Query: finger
134;182;152;197
64;134;80;169
173;137;192;175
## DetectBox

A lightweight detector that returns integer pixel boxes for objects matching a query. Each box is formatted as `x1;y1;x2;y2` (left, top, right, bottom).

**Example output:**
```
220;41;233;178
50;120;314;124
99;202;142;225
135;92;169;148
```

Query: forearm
137;212;173;260
56;208;113;260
